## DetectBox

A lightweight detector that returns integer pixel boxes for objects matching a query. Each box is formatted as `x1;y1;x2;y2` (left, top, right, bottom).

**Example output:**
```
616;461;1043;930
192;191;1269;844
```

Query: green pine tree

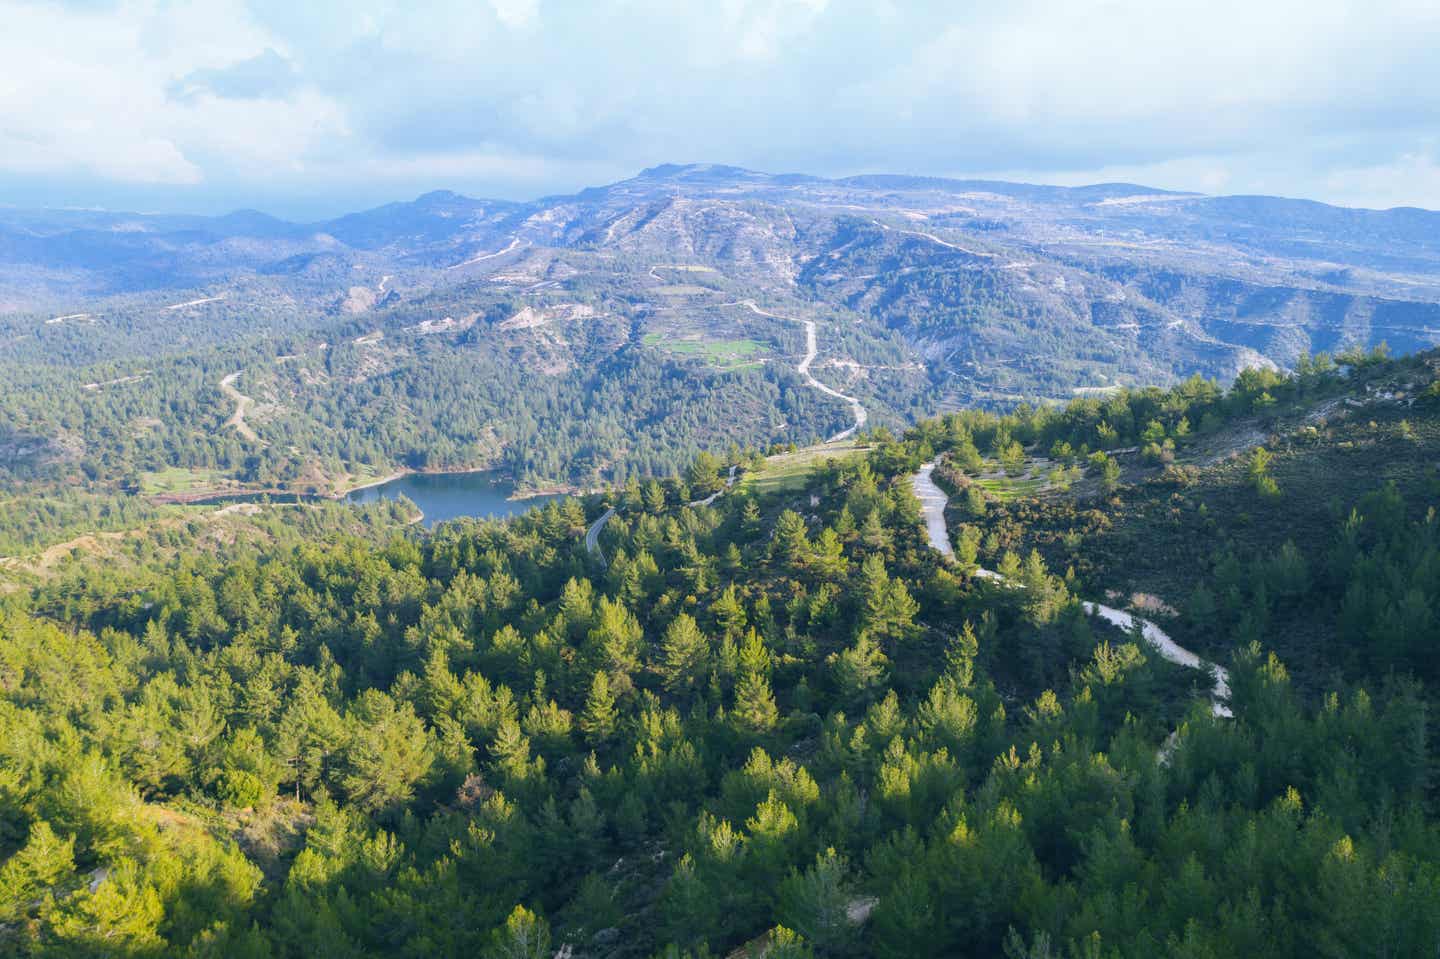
579;671;617;745
659;613;710;696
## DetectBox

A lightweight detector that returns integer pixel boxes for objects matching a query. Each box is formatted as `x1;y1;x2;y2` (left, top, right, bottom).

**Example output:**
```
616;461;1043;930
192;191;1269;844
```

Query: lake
344;471;560;528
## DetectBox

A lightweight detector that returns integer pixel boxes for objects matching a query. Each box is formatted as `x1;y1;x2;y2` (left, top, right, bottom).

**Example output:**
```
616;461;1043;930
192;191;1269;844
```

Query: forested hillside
2;348;1438;957
7;164;1440;557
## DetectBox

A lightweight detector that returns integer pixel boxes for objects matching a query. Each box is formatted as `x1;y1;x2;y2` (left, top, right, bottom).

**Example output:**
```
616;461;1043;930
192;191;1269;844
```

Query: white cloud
1324;149;1440;211
851;0;1440;148
2;0;1439;211
720;0;830;60
0;0;346;185
490;0;540;29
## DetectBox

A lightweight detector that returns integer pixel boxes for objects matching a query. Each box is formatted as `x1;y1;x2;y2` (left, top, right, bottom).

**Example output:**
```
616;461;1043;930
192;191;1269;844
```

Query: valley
8;0;1440;951
5;165;1440;548
3;170;1440;958
739;299;869;443
4;342;1438;956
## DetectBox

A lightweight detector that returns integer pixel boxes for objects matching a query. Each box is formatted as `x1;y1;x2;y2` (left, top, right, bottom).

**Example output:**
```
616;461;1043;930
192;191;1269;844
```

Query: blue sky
3;0;1439;217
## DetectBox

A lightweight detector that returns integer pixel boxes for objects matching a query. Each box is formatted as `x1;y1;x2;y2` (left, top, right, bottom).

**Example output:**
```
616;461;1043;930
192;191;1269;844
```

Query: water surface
345;471;558;528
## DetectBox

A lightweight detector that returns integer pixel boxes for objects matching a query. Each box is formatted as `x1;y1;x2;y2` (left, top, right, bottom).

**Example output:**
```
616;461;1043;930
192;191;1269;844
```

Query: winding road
219;371;260;443
912;462;954;558
585;466;739;564
583;294;869;565
446;237;525;270
872;219;995;259
585;507;616;564
740;300;867;443
911;462;1231;719
166;294;227;311
689;464;739;507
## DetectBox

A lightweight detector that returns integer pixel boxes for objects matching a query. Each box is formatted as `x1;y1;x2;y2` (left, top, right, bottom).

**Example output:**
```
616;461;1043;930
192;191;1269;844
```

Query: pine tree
1249;446;1281;499
580;671;617;746
489;719;535;782
859;509;892;551
588;596;644;676
1100;455;1122;493
711;583;748;639
623;477;644;511
1000;441;1027;477
643;480;667;513
733;630;779;734
772;510;810;568
659;613;710;696
916;677;978;752
339;690;436;814
742;498;763;533
862;555;918;642
559;577;595;639
487;904;551;959
944;621;980;688
0;820;75;923
777;848;856;955
275;673;345;801
833;632;888;703
953;435;985;473
687;450;723;495
49;858;165;952
811;528;849;578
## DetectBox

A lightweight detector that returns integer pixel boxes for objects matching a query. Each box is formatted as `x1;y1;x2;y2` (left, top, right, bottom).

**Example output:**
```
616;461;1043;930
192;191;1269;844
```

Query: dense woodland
2;347;1439;956
0;276;931;554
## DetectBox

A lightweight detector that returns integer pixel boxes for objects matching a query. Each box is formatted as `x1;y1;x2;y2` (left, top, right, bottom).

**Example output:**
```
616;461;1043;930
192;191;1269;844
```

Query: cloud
1324;148;1440;211
1;0;1438;212
489;0;539;29
0;0;346;187
168;48;299;102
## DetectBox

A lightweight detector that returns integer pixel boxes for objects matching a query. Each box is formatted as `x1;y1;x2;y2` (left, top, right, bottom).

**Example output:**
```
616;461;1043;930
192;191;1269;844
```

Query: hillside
4;165;1440;525
1;349;1439;956
936;346;1440;694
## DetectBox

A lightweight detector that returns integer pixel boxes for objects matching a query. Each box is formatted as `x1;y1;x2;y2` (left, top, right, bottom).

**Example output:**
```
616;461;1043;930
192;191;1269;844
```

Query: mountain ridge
7;162;1440;233
5;161;1440;502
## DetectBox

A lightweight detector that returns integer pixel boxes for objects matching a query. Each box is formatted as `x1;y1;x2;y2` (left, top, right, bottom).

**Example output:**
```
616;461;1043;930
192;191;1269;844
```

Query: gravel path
911;461;1231;718
220;371;260;442
740;300;867;442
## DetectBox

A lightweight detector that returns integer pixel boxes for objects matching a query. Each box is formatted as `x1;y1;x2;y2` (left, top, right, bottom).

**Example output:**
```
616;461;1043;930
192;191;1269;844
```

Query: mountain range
7;163;1440;408
5;163;1440;499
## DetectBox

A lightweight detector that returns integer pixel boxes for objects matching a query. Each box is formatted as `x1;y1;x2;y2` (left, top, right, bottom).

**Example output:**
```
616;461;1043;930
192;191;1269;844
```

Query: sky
3;0;1439;218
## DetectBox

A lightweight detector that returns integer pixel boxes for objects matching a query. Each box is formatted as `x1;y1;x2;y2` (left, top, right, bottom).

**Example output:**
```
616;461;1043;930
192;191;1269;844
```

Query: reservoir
344;471;560;528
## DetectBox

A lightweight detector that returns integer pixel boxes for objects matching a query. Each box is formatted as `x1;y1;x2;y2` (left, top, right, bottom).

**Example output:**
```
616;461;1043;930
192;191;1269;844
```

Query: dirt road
740;300;867;442
911;461;1231;718
220;371;260;442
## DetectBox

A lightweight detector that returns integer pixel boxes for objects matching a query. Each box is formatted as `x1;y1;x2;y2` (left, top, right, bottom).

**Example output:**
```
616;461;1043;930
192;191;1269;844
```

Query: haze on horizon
3;0;1439;219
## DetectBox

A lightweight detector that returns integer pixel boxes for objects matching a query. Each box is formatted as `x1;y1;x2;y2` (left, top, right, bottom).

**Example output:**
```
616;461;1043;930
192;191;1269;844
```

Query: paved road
447;237;525;270
584;506;616;563
871;219;994;258
587;465;740;566
910;462;954;556
740;300;867;443
688;464;739;507
911;461;1231;718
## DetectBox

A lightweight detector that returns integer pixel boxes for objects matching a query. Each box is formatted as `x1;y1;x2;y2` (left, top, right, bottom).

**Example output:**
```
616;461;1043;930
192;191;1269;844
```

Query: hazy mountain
5;164;1437;407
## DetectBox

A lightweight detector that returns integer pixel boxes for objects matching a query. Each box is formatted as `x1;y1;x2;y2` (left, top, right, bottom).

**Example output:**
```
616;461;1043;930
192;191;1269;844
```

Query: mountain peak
414;189;474;206
635;163;767;182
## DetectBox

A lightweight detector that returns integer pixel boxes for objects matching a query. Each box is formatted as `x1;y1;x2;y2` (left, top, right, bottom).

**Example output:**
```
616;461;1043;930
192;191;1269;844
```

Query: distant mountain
3;163;1440;410
314;190;516;250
